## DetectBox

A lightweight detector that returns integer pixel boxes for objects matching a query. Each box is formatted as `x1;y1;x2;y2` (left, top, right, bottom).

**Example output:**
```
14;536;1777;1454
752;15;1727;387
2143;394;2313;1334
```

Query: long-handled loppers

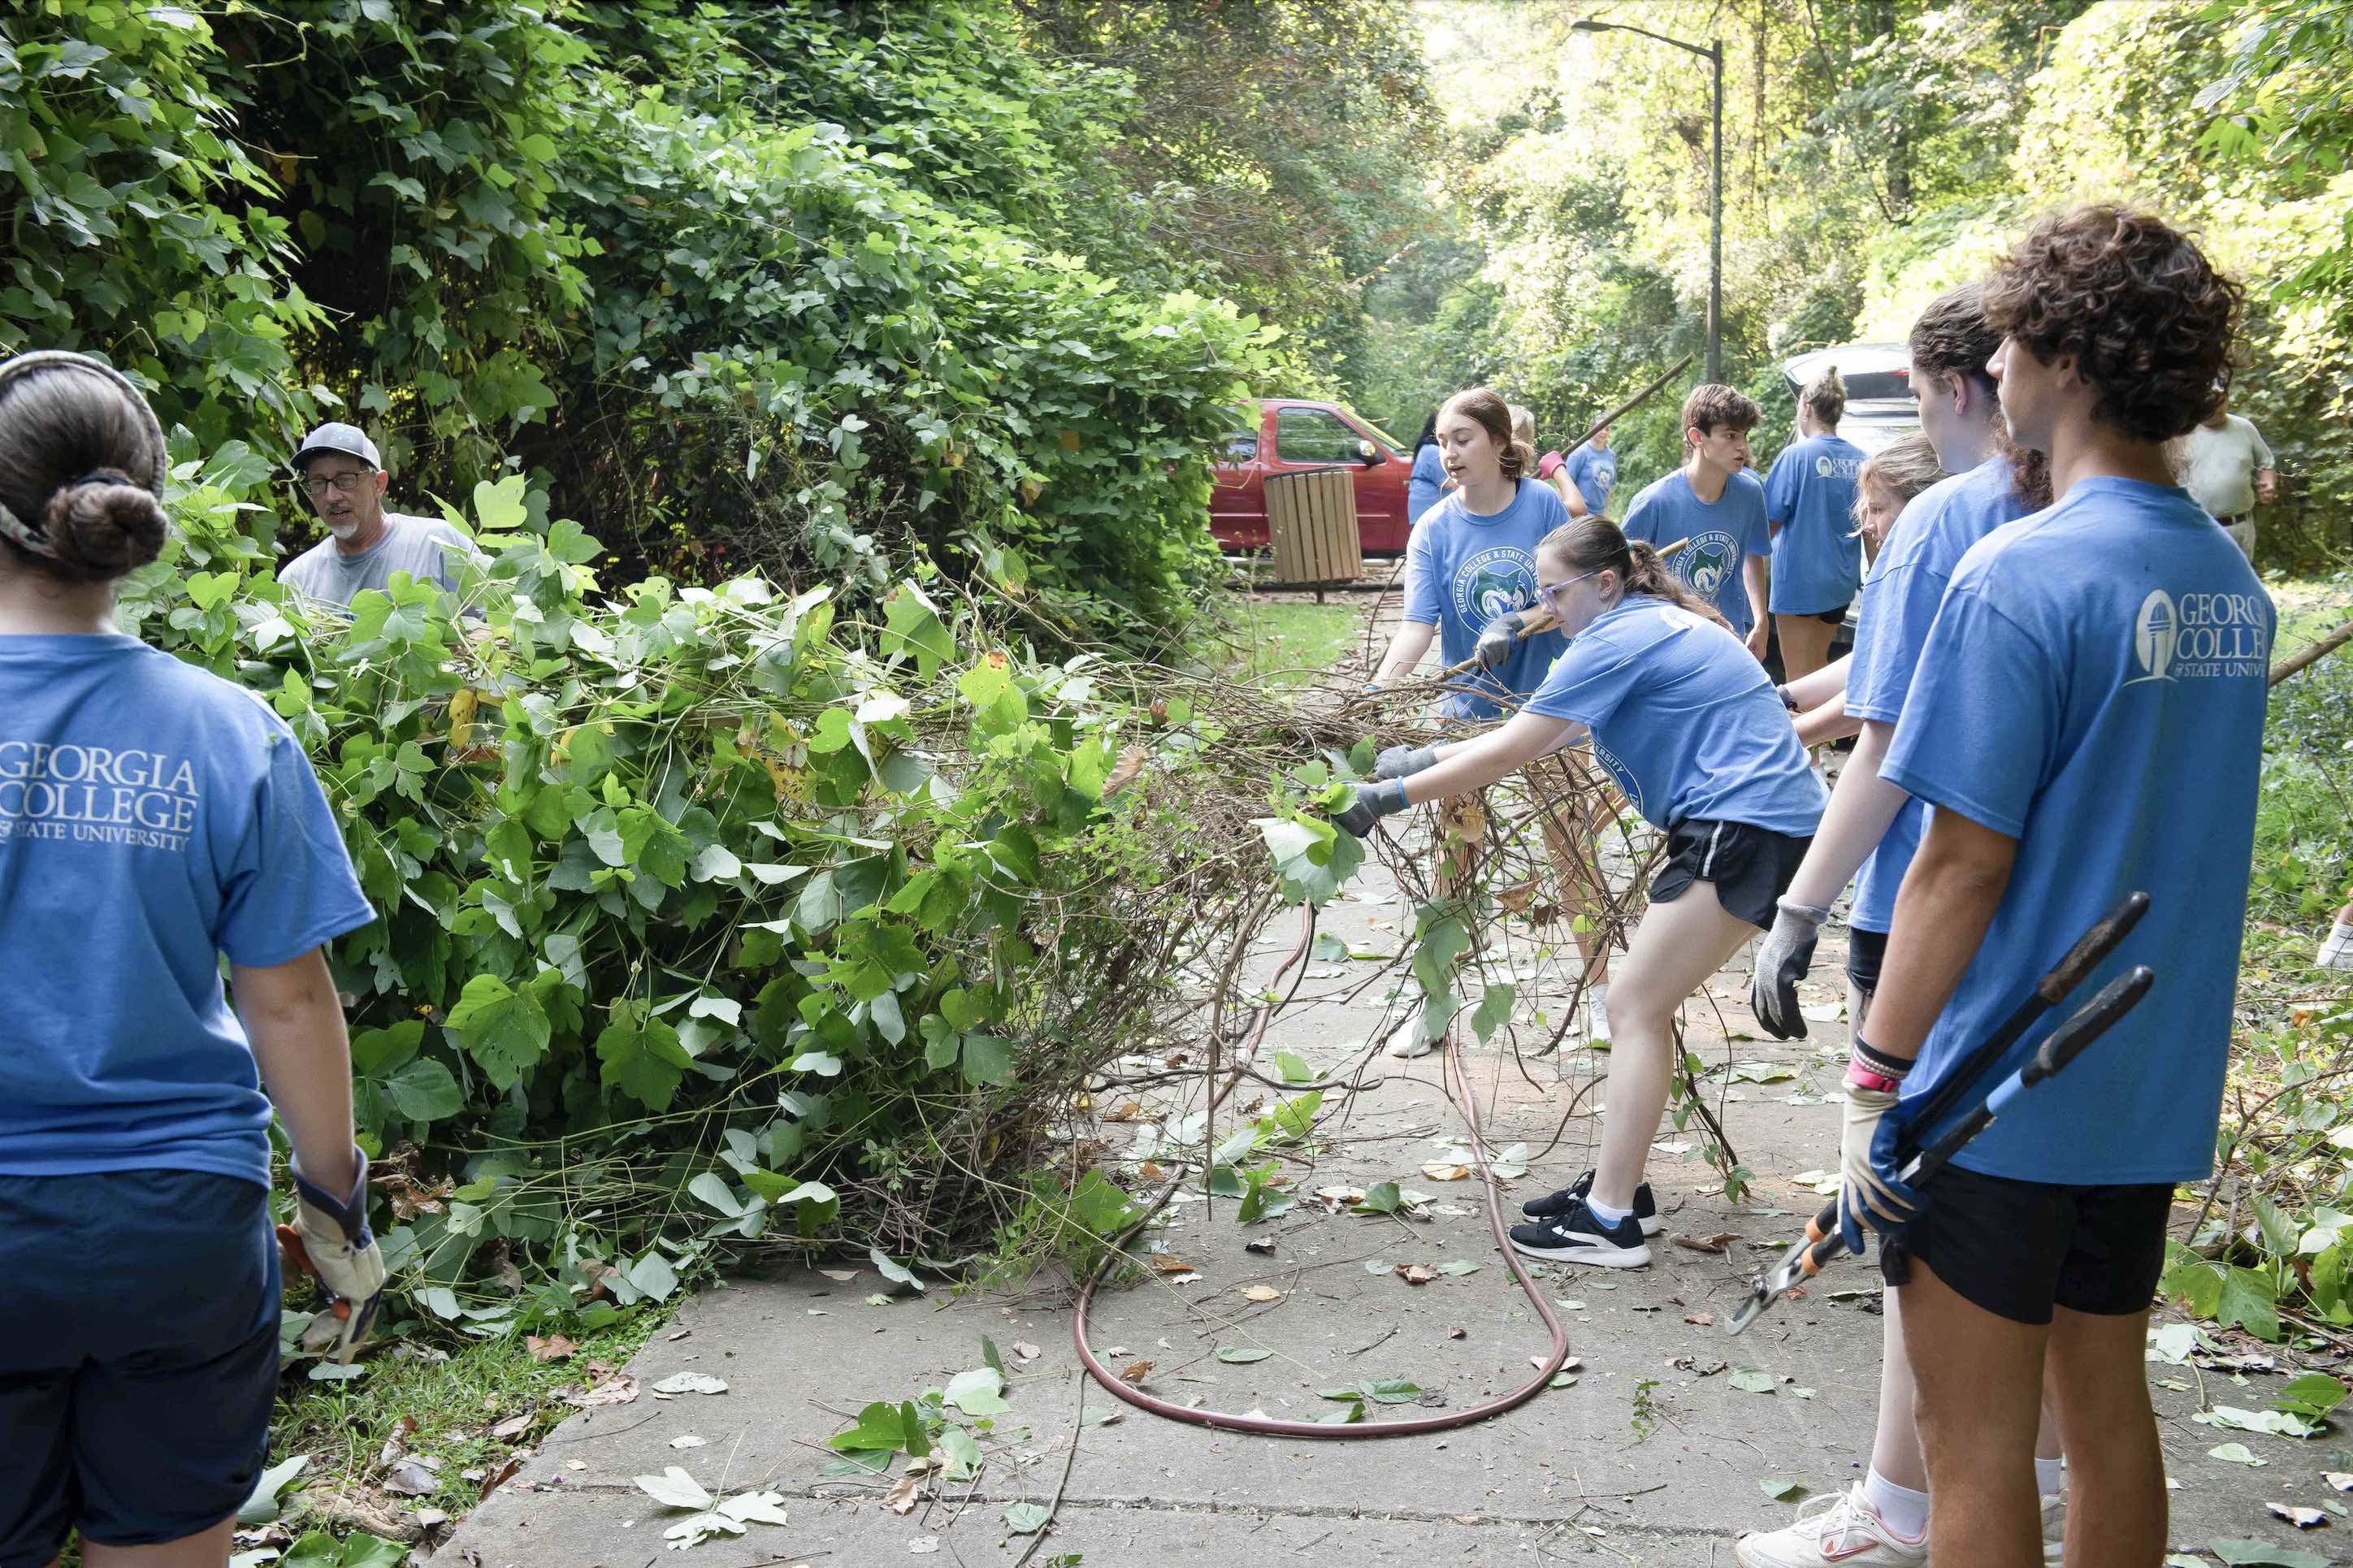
1725;890;2152;1336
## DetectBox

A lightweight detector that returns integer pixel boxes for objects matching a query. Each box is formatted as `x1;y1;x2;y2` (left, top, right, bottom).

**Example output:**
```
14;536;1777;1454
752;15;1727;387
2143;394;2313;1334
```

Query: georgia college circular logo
1452;545;1536;628
2133;589;2178;682
1679;531;1740;604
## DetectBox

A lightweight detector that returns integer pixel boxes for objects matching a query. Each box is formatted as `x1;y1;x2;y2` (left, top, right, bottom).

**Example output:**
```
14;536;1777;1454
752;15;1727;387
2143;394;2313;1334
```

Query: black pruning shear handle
1726;891;2152;1336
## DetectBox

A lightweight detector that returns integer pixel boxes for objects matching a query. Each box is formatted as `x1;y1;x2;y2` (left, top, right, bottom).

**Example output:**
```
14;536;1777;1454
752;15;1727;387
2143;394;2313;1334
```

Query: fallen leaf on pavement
1447;1325;1467;1339
1150;1255;1195;1275
1013;1341;1042;1361
1244;1236;1276;1254
885;1478;921;1516
1395;1263;1439;1285
566;1373;639;1408
1674;1232;1740;1254
651;1372;730;1396
818;1268;858;1283
1685;1312;1715;1327
1674;1356;1729;1376
1419;1163;1471;1182
1118;1359;1155;1384
2268;1504;2329;1529
526;1334;578;1362
1103;1101;1143;1122
1240;1284;1282;1303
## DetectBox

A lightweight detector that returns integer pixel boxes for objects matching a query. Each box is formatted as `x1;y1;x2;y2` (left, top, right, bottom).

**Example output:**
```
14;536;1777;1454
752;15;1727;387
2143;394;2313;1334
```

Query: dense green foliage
136;448;1269;1336
1354;0;2353;567
2;0;1280;652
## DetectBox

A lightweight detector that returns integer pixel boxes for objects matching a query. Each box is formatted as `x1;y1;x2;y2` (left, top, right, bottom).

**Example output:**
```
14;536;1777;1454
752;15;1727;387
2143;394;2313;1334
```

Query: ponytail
0;351;169;584
1536;516;1734;635
1623;539;1732;632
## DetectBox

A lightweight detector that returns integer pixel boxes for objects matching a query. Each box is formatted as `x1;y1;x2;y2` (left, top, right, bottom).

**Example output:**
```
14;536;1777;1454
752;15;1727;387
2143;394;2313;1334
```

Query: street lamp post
1571;17;1724;384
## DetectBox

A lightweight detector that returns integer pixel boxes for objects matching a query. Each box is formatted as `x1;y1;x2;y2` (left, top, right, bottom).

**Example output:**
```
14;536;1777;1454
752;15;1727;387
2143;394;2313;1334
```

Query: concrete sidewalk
429;834;2340;1568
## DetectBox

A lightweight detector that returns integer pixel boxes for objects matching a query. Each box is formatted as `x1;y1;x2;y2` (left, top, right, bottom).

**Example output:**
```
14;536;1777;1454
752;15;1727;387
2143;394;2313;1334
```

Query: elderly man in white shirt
2181;396;2278;561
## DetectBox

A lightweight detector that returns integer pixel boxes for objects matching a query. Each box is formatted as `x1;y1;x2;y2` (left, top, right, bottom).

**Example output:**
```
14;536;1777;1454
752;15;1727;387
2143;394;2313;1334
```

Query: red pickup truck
1209;399;1415;555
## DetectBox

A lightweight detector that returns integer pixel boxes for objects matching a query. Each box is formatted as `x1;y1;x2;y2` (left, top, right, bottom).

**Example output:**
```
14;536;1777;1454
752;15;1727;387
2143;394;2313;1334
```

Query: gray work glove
287;1146;388;1363
1748;898;1830;1040
1474;611;1528;671
1374;744;1438;782
1333;778;1409;838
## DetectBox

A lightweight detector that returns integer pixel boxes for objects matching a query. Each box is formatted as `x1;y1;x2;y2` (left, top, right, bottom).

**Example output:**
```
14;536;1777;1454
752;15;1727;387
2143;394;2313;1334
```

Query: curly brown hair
1980;205;2244;444
1679;383;1760;440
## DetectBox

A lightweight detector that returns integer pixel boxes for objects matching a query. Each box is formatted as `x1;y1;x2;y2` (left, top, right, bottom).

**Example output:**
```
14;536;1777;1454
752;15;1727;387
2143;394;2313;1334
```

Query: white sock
2036;1456;2064;1497
1587;982;1610;1011
1863;1468;1930;1541
2332;921;2353;943
1583;1195;1632;1228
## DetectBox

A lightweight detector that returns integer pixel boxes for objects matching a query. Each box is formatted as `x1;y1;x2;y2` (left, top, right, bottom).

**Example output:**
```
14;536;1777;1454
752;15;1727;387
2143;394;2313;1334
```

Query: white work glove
287;1146;388;1362
1748;899;1829;1040
1836;1078;1919;1251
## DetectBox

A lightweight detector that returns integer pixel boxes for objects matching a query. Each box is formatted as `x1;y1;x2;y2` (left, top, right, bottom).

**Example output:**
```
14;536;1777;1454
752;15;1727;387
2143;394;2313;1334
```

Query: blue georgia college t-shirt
1620;468;1772;641
1762;432;1866;615
1408;443;1447;529
1843;456;2034;933
0;634;375;1186
1882;478;2273;1186
1562;443;1618;518
1404;477;1571;719
1523;596;1825;837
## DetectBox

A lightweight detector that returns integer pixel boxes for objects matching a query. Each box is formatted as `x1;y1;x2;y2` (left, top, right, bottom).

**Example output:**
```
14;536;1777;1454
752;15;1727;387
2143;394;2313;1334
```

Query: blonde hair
1439;387;1536;481
1509;403;1536;449
1852;432;1945;534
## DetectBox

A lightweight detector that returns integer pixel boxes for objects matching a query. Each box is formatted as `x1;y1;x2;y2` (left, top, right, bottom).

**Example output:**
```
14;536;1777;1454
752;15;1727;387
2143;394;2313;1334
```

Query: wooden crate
1264;467;1362;595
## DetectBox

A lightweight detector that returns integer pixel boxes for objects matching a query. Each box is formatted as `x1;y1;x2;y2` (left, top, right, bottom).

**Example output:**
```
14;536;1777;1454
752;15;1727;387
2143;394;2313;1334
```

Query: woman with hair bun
0;352;379;1566
1337;514;1826;1267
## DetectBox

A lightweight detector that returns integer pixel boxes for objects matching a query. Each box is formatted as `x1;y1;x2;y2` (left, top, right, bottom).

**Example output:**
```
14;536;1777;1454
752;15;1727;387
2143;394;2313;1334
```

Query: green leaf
1353;1181;1402;1215
1003;1501;1052;1535
945;1365;1008;1415
596;1019;692;1111
1729;1367;1777;1394
444;974;551;1090
830;1400;917;1453
687;1172;743;1217
1216;1346;1273;1363
1760;1477;1806;1502
1274;1050;1315;1084
237;1453;310;1525
384;1057;463;1122
1471;981;1516;1046
1254;816;1364;907
962;1033;1014;1085
2276;1371;2346;1419
2216;1267;2282;1341
882;583;956;679
870;1249;927;1293
2209;1540;2328;1568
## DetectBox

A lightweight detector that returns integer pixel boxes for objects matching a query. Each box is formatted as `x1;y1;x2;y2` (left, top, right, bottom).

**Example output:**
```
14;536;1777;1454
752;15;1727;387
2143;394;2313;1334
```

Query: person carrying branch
1621;383;1774;663
1363;388;1577;1057
1845;206;2269;1568
1339;514;1825;1266
1762;366;1866;686
0;353;382;1568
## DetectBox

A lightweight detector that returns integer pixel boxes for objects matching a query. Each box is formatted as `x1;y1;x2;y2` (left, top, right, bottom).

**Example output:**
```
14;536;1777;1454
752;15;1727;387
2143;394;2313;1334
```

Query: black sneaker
1520;1169;1661;1235
1508;1199;1651;1268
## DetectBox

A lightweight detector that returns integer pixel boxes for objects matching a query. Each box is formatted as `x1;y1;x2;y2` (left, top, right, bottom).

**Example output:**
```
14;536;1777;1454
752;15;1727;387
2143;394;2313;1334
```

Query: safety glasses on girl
1534;569;1602;618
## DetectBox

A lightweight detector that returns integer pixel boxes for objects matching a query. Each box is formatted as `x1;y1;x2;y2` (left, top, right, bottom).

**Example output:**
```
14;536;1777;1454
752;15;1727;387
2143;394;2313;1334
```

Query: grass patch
1219;596;1363;692
258;1306;669;1538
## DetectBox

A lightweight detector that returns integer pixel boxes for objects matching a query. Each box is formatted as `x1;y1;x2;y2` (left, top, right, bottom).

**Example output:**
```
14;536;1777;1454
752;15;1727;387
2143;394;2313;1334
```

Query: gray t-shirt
2181;415;2275;520
279;511;484;611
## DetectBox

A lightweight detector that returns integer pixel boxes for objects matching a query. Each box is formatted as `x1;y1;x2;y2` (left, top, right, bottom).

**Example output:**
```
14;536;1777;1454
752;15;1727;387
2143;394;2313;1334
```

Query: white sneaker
1582;994;1610;1047
2319;922;2353;970
2040;1490;2065;1565
1736;1484;1926;1568
1385;1008;1438;1059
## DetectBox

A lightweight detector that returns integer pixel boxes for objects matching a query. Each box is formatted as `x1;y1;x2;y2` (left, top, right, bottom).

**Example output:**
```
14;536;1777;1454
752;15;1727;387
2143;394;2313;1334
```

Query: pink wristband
1844;1062;1900;1095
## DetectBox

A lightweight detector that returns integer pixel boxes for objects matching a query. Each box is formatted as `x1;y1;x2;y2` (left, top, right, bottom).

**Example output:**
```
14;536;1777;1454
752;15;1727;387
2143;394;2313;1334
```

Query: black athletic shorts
1846;925;1887;994
1649;818;1813;930
1777;605;1851;625
1879;1163;2173;1326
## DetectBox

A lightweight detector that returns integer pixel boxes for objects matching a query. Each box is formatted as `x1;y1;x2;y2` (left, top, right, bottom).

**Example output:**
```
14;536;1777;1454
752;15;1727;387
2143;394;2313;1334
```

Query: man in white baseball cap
278;422;483;611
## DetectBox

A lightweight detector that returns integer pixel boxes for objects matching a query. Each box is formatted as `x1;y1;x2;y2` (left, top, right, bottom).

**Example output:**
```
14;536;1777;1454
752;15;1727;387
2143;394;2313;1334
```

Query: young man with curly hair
1842;206;2273;1567
1621;384;1773;661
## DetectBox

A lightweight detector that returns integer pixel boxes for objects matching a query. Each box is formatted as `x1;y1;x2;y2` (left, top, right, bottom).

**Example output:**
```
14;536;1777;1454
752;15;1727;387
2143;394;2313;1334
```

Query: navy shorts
1879;1163;2172;1326
1846;925;1887;995
0;1171;280;1565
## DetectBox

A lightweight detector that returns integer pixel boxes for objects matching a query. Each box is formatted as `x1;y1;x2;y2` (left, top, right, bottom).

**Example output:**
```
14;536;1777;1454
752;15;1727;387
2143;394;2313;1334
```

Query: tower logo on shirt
1588;738;1643;817
1679;531;1739;604
1453;547;1536;628
2125;587;2269;686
